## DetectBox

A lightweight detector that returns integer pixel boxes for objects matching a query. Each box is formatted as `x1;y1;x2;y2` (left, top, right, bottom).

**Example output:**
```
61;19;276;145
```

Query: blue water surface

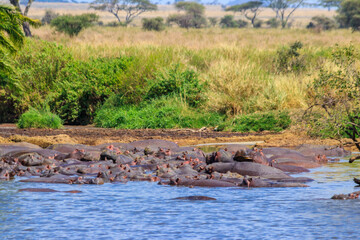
1;160;360;240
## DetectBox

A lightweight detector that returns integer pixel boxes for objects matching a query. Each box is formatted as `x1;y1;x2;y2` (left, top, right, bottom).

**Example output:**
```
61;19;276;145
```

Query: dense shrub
50;57;133;124
276;41;306;73
167;14;207;28
142;17;165;31
307;16;337;31
305;45;360;146
17;108;63;129
266;18;280;28
0;40;73;121
50;13;99;36
208;17;217;27
94;96;224;129
41;9;59;25
227;111;291;132
253;19;262;28
220;15;248;28
145;65;204;107
337;0;360;31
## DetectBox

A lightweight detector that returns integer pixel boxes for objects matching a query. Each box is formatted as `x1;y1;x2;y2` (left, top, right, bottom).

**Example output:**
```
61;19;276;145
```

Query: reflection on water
1;160;360;239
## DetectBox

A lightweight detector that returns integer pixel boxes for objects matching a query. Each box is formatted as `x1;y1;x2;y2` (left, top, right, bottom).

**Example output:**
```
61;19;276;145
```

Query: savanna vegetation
1;0;360;149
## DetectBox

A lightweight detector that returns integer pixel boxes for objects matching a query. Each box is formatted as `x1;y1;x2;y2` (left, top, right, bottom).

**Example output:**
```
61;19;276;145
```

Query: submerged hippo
172;196;216;201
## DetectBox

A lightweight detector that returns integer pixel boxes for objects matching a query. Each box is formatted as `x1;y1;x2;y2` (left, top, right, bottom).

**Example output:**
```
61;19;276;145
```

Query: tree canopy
264;0;306;28
90;0;157;25
337;0;360;31
226;1;263;27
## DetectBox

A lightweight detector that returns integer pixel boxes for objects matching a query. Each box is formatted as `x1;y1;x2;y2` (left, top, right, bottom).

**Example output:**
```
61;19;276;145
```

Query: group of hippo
1;139;354;198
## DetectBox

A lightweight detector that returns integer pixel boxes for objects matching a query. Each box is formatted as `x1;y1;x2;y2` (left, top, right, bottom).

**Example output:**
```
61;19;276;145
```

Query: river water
1;159;360;239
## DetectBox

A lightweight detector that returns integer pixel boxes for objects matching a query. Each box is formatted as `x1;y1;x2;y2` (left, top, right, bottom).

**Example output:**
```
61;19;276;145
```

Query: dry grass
33;27;360;51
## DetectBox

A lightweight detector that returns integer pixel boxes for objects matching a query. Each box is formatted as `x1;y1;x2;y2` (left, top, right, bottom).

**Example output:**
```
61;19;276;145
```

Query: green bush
227;111;291;132
276;41;306;73
266;18;280;28
220;15;248;28
0;39;73;122
50;56;133;124
208;17;217;27
306;16;337;31
142;17;165;31
94;96;224;129
50;13;99;36
41;9;59;25
17;108;63;129
337;0;360;31
145;65;205;107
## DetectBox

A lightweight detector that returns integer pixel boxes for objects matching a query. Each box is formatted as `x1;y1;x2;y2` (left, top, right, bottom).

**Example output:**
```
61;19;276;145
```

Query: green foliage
305;44;360;147
50;56;133;124
17;107;63;129
0;5;39;75
50;13;99;36
253;19;262;28
175;1;205;16
94;96;224;129
266;18;280;28
142;17;165;31
145;65;204;107
41;9;59;25
307;16;337;30
226;111;291;132
225;1;262;27
337;0;360;31
208;17;217;27
15;40;73;108
319;0;342;10
90;0;157;24
276;41;306;73
220;15;248;28
167;1;207;28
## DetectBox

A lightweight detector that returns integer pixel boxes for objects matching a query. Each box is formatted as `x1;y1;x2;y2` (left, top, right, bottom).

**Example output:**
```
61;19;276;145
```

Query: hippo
296;144;351;157
18;188;81;193
128;139;179;152
241;176;309;188
207;162;292;180
331;193;359;200
272;163;310;173
168;177;237;187
172;196;216;200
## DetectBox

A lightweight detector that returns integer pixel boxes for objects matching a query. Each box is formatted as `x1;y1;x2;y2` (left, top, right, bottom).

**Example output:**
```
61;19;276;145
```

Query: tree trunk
23;22;32;37
10;0;33;37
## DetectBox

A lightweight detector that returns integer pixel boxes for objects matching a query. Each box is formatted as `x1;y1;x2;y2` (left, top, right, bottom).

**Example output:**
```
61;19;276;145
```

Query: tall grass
4;26;360;131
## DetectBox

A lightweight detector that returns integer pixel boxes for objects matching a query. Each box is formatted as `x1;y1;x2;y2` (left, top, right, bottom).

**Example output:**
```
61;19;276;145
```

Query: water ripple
1;161;360;239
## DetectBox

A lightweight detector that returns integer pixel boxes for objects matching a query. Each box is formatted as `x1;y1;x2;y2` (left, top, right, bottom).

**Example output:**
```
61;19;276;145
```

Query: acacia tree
9;0;35;37
265;0;306;28
319;0;342;11
167;1;207;28
90;0;157;25
226;1;263;27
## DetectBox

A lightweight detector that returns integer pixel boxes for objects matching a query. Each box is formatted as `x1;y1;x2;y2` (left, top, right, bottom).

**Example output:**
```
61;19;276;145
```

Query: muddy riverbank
0;124;357;150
